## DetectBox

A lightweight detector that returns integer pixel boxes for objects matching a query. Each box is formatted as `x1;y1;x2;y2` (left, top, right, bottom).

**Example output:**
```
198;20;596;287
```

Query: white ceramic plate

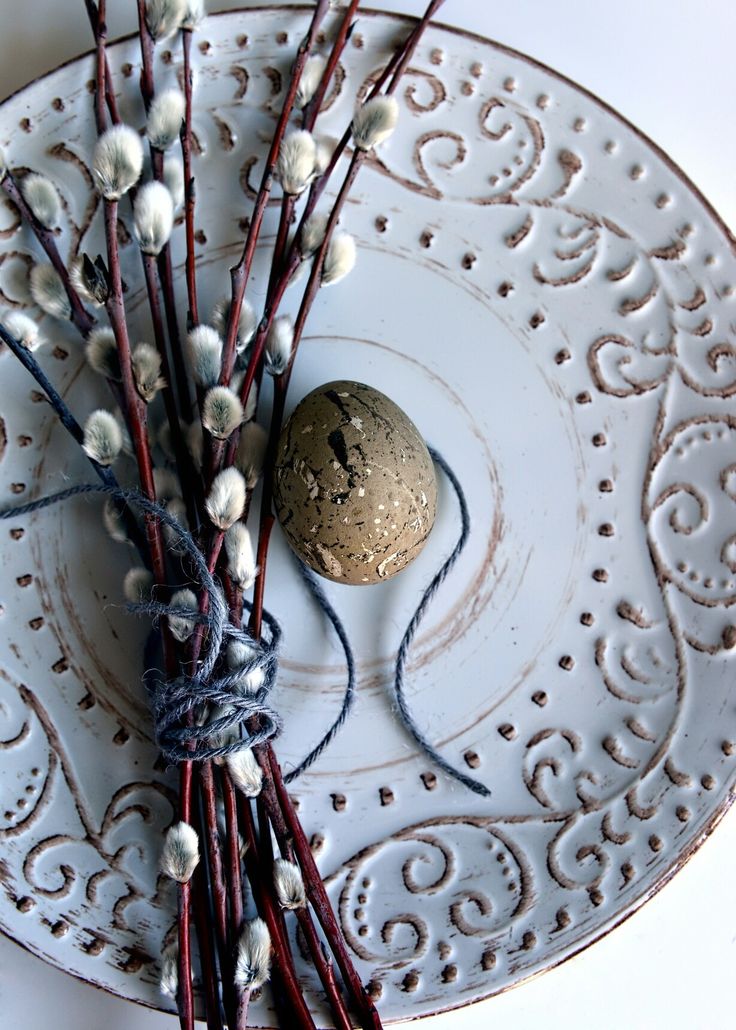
1;6;735;1025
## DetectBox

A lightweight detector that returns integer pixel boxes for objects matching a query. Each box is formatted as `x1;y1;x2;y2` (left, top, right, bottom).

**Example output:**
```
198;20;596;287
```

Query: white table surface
1;2;734;1027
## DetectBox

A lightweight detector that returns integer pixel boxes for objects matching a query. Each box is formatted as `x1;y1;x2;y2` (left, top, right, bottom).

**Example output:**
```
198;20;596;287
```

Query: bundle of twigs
0;1;444;1026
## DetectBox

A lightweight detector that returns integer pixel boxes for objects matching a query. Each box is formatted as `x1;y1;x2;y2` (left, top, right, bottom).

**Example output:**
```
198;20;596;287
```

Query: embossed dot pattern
0;9;735;1025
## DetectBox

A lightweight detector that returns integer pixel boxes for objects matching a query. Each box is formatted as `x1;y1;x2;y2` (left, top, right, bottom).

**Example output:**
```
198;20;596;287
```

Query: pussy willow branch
0;324;146;557
199;759;238;1027
101;198;168;589
180;26;199;328
140;253;202;529
231;7;447;1026
126;22;226;1018
259;747;382;1030
92;27;193;1029
135;0;156;110
218;0;330;388
266;0;359;300
177;16;383;1020
84;0;120;127
191;803;225;1030
294;0;446;256
239;795;316;1029
2;160;130;431
303;0;359;128
135;4;192;433
0;173;95;337
227;0;443;455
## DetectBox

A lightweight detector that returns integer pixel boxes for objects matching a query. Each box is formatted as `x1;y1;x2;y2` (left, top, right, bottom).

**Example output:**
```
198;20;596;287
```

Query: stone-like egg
273;380;437;584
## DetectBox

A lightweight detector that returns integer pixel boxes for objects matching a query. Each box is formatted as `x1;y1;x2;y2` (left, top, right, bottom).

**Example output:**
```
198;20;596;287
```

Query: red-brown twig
229;8;448;1028
102;202;167;577
191;807;226;1030
258;749;382;1030
132;23;225;1025
136;0;156;111
199;760;238;1027
218;0;331;387
84;0;120;127
239;796;316;1029
91;15;192;1029
181;26;199;328
1;172;95;337
137;8;192;430
140;252;201;528
221;769;244;935
227;0;444;463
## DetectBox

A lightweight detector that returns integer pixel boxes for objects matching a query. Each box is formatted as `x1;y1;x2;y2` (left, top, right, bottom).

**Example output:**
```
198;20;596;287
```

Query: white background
0;2;735;1027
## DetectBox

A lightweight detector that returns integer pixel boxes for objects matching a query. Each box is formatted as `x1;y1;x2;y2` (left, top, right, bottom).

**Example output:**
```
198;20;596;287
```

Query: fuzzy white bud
123;566;154;603
132;341;166;402
146;0;187;41
296;54;327;109
133;181;174;256
85;328;120;379
153;466;182;502
206;467;246;530
103;499;129;543
186;418;204;469
210;296;256;352
314;135;335;176
352;95;399;151
21;173;61;229
202;385;244;440
186;324;222;387
235;421;267;489
226;747;263;797
265;315;293;376
1;311;42;351
224;522;257;589
276;130;317;196
159;943;178;999
82;409;123;466
226;638;265;694
321;232;356;286
160;821;200;882
235;918;271;991
146;88;185;152
168;588;198;642
0;147;6;182
29;264;70;320
163;156;185;209
180;0;206;29
92;124;144;200
300;213;327;257
273;857;306;910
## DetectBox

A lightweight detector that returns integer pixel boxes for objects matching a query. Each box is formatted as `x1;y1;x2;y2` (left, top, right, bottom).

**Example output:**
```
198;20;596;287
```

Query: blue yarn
391;447;491;797
282;558;357;784
0;483;281;764
1;447;489;796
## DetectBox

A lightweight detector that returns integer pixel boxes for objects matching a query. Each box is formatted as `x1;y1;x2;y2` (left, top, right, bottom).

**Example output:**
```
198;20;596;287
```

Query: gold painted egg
273;380;437;584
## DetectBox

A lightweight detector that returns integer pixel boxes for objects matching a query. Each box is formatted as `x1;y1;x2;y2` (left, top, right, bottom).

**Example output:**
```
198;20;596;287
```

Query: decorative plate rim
1;6;735;1023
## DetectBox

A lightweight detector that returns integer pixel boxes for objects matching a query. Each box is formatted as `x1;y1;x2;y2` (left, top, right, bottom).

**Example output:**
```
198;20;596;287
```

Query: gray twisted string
283;558;357;783
393;447;491;797
2;447;487;795
0;483;282;764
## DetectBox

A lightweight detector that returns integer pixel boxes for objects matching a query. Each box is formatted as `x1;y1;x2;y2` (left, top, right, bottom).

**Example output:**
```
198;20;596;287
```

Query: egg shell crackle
273;380;438;584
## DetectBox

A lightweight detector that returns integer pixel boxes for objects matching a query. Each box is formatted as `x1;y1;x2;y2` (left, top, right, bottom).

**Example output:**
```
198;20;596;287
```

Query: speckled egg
273;380;437;584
